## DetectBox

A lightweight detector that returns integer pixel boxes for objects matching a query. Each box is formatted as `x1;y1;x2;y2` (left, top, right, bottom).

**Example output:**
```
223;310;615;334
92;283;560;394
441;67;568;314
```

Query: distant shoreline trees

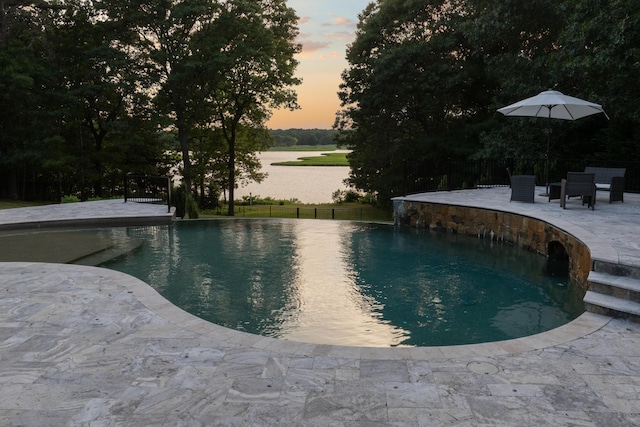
270;129;340;147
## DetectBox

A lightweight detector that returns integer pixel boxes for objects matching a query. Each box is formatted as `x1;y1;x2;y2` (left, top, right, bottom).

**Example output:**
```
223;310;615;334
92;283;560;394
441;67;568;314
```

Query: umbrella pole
539;128;551;197
545;127;550;196
539;112;552;197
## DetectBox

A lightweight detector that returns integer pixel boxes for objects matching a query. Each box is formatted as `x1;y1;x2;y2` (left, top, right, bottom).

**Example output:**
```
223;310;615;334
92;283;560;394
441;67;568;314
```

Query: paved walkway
1;196;639;426
0;199;174;230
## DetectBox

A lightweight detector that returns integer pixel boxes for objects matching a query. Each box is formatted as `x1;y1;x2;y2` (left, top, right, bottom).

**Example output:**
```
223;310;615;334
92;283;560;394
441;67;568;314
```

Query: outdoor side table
548;182;562;202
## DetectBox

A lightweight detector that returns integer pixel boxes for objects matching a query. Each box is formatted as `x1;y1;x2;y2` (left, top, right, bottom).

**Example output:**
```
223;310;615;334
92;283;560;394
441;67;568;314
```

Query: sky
266;0;373;130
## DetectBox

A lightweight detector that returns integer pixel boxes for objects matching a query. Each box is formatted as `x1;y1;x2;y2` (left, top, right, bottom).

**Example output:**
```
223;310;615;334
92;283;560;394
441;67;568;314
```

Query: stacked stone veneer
393;199;592;287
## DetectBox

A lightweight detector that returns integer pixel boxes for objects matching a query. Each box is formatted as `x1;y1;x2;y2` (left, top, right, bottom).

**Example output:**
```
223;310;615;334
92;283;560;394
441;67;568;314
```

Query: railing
403;158;640;195
220;205;393;222
124;174;172;212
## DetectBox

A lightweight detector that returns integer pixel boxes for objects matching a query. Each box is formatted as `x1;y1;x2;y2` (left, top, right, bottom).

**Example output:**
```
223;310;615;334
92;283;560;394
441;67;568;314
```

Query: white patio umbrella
497;89;609;196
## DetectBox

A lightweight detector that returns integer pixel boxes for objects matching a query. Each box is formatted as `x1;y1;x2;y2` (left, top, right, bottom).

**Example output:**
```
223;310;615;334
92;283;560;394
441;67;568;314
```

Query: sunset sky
266;0;372;130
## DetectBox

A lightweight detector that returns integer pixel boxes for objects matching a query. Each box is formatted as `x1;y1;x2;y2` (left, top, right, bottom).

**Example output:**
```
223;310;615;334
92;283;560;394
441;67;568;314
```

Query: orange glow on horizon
268;99;339;130
268;72;343;130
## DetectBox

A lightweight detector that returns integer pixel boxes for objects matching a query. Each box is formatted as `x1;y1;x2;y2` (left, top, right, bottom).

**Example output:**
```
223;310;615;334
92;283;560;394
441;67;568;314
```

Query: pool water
102;219;584;347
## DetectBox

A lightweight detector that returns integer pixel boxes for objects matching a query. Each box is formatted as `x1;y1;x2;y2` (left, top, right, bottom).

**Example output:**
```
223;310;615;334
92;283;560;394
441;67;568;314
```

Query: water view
234;151;351;203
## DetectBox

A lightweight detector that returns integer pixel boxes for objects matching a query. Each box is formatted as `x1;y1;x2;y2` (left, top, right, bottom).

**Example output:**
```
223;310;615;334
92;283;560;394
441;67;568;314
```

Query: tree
337;0;636;202
0;1;61;199
139;0;220;209
190;126;269;207
49;0;158;199
465;0;565;160
336;0;485;201
204;0;300;215
549;0;640;162
475;0;638;164
139;0;299;216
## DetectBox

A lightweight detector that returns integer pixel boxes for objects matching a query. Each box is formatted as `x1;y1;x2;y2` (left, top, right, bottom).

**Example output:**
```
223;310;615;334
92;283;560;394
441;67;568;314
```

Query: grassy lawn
0;199;51;210
272;152;349;166
201;202;392;222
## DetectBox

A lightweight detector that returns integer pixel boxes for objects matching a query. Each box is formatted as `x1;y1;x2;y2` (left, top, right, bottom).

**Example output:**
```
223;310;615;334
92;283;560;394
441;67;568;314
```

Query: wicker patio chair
584;166;626;203
510;175;536;203
560;172;596;210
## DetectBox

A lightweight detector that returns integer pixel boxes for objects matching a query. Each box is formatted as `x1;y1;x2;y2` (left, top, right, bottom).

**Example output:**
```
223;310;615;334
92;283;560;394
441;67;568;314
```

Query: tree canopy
336;0;640;202
0;0;301;210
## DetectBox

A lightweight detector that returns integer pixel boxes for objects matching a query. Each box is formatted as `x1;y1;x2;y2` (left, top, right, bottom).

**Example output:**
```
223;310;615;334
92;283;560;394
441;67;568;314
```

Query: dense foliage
270;129;339;147
0;0;300;214
336;0;640;202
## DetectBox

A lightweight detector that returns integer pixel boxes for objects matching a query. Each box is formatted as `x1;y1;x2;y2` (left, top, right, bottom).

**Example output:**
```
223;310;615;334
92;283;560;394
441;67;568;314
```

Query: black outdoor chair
560;172;596;210
584;166;626;203
510;175;536;203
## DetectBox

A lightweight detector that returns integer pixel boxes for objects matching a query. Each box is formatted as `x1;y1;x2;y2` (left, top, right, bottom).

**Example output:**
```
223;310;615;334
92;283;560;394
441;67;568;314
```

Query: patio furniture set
510;167;626;209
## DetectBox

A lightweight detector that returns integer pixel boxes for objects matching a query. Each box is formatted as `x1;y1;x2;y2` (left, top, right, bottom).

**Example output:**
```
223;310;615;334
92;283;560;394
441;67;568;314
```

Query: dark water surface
102;219;584;347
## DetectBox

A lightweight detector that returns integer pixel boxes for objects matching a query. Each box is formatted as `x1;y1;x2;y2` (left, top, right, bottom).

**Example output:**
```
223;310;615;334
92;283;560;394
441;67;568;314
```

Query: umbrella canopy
497;89;609;120
497;89;609;197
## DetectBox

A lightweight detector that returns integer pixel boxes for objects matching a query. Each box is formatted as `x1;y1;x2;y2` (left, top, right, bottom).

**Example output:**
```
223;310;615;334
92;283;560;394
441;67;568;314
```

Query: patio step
584;271;640;322
591;261;640;280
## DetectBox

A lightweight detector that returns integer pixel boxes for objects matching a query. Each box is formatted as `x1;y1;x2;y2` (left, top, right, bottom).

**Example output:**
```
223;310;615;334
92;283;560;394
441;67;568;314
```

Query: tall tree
139;0;300;216
50;0;157;199
550;0;640;162
466;0;565;160
139;0;299;214
204;0;300;215
337;0;632;202
336;0;482;200
139;0;220;207
0;1;60;199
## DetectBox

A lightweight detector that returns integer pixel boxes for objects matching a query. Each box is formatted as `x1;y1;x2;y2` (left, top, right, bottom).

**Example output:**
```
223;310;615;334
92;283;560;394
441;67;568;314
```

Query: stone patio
0;196;639;426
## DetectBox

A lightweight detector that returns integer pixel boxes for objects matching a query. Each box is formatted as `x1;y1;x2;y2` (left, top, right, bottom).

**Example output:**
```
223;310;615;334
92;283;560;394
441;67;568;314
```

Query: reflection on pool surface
102;219;584;347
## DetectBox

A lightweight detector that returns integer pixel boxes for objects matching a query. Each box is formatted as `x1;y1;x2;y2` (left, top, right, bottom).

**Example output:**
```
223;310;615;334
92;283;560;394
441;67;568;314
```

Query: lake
234;151;351;204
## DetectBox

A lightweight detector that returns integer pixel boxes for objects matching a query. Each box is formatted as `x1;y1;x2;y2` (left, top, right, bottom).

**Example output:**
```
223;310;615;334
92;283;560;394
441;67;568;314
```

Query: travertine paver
0;195;639;426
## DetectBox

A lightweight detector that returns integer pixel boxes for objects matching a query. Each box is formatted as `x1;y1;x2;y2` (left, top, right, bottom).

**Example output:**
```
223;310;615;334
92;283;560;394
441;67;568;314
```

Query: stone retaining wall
393;199;592;287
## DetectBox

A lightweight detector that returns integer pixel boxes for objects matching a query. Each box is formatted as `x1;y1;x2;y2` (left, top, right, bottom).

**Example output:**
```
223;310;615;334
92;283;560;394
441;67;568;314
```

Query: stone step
584;291;640;322
587;271;640;301
592;260;640;280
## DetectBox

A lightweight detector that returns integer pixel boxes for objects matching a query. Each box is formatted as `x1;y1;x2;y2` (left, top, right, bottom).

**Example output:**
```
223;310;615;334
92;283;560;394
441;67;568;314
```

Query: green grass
201;202;393;222
272;152;349;166
0;199;52;210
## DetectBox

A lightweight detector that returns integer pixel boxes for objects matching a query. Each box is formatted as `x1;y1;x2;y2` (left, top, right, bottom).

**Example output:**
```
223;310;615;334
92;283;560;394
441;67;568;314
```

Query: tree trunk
0;0;6;48
227;132;236;216
178;126;192;216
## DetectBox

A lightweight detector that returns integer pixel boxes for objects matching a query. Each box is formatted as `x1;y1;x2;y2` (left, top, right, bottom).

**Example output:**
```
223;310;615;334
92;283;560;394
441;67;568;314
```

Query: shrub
172;184;199;219
332;189;362;204
61;195;81;203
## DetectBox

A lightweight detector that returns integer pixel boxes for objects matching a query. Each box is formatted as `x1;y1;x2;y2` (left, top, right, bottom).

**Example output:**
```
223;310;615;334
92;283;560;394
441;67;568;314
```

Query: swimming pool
101;219;584;347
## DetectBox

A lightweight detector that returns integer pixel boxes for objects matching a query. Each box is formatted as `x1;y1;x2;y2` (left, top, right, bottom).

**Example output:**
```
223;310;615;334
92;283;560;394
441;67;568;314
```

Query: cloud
294;15;357;58
325;31;354;42
322;17;357;28
332;17;356;27
297;37;332;58
319;52;341;59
